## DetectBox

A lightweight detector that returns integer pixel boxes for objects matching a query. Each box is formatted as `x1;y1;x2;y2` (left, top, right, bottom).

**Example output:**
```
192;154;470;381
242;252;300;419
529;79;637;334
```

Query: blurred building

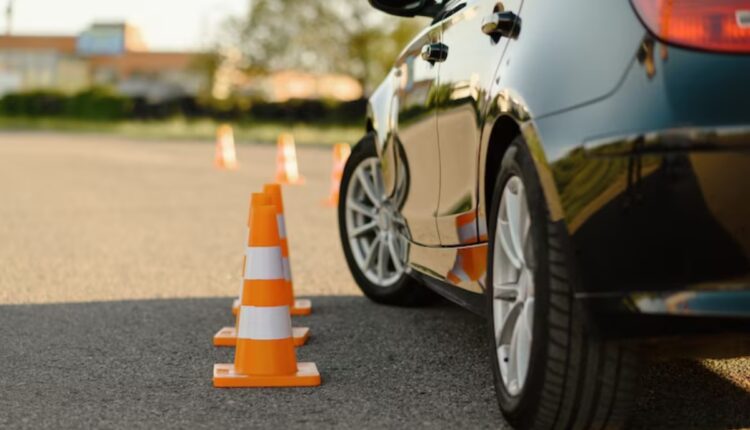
0;22;363;103
0;22;209;101
209;47;363;102
236;70;363;102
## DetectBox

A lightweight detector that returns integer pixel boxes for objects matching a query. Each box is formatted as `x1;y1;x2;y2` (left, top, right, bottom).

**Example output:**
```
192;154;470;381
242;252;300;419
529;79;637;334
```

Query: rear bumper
570;125;750;295
567;126;750;345
580;286;750;319
535;43;750;298
581;289;750;357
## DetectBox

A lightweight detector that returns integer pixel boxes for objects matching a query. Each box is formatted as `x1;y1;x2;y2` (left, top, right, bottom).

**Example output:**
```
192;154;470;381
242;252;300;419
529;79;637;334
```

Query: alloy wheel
345;157;408;287
493;176;535;396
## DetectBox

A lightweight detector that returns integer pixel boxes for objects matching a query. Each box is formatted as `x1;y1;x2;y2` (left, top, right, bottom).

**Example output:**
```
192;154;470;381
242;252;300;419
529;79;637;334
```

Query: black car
337;0;750;428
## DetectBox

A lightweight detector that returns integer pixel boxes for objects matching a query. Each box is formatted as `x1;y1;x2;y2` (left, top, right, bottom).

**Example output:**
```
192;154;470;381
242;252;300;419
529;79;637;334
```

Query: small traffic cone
214;124;238;170
213;204;320;388
274;132;304;184
232;183;312;316
215;192;309;347
323;143;351;207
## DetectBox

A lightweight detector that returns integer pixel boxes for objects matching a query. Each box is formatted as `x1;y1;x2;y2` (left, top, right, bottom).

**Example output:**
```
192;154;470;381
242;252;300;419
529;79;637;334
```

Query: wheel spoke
524;268;535;298
506;321;520;392
504;184;526;266
357;167;381;208
376;235;389;282
347;199;377;218
523;298;534;337
513;301;532;387
371;162;385;198
349;220;377;238
386;232;404;273
362;237;380;270
493;282;520;301
498;220;522;270
495;300;523;345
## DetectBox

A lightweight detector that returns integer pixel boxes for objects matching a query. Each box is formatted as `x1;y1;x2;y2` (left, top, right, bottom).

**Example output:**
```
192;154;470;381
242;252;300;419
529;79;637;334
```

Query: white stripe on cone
458;221;478;244
276;215;286;239
238;305;292;340
478;218;488;238
244;246;284;280
450;254;470;282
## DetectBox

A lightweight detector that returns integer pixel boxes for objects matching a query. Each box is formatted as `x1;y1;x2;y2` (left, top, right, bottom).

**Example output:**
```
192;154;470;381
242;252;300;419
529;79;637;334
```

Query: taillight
631;0;750;54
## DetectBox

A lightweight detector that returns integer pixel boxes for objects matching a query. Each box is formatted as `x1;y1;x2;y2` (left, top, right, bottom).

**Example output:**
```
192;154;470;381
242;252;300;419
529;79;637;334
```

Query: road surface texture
0;132;748;429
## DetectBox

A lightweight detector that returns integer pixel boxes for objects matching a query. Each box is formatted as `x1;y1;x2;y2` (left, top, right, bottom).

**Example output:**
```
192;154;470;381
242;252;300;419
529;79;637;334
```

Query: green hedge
0;89;366;125
0;88;131;120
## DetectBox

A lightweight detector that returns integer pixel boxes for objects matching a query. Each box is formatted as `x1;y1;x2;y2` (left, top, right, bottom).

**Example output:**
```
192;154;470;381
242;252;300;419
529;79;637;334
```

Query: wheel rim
345;157;408;287
493;176;534;396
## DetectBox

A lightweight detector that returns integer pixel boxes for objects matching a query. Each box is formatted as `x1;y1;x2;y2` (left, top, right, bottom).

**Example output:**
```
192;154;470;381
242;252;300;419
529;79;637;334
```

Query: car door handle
481;11;521;39
420;43;449;63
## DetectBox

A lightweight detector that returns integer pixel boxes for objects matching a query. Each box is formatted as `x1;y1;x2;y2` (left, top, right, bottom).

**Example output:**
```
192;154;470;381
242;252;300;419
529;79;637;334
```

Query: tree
226;0;426;93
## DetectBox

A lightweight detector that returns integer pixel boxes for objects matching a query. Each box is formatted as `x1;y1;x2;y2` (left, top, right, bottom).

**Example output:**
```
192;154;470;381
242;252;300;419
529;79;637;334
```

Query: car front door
435;0;523;245
388;22;444;246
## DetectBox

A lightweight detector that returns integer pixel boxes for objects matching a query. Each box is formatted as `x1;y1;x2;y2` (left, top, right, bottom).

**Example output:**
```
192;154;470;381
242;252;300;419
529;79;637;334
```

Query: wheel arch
480;114;566;228
482;115;522;219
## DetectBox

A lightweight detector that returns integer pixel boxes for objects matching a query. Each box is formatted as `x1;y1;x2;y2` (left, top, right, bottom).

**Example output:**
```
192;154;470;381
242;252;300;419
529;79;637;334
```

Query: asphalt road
0;132;748;429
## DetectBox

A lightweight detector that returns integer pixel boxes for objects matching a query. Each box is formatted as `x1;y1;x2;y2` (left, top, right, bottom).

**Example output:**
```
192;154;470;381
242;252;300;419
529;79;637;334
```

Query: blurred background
0;0;426;144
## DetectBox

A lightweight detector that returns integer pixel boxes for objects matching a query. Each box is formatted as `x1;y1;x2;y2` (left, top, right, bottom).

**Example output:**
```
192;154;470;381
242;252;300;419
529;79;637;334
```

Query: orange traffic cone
264;183;312;315
214;124;238;170
323;143;351;207
274;132;304;184
446;212;488;285
213;204;320;388
232;183;312;316
214;192;309;347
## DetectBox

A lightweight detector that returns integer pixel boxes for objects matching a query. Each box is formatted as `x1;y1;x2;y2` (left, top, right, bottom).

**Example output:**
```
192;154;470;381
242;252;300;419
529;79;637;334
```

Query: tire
486;137;639;429
337;133;433;306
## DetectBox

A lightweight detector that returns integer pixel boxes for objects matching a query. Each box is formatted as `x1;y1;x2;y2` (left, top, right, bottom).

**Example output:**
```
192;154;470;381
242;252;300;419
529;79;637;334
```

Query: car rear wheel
487;137;639;429
338;133;433;306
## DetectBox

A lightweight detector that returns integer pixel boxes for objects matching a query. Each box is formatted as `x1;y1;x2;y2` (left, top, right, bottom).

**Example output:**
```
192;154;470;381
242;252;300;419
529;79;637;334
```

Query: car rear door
435;0;523;245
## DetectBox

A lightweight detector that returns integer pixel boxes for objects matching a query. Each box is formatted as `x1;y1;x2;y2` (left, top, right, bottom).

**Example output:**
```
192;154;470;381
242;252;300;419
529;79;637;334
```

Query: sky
4;0;248;51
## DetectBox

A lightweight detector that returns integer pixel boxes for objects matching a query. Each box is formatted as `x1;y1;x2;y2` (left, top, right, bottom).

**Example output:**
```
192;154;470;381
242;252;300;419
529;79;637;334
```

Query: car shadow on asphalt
0;296;746;429
632;359;750;429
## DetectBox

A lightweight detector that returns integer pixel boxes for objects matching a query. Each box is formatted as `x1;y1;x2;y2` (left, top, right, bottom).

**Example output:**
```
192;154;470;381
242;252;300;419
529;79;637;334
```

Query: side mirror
368;0;442;18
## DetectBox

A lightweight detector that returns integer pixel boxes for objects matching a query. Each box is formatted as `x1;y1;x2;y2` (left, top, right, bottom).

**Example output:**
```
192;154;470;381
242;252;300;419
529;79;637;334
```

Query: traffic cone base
213;362;320;388
291;298;312;316
213;325;310;347
233;298;311;316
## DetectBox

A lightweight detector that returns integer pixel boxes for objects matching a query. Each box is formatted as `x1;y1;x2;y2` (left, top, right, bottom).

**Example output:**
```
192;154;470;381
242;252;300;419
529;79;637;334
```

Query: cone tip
249;204;280;246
